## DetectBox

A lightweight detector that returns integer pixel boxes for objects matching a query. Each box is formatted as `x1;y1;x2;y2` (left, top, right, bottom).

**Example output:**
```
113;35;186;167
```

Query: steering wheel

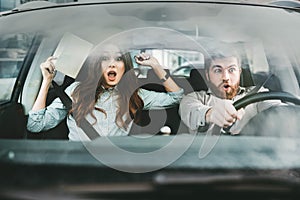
222;91;300;135
233;91;300;110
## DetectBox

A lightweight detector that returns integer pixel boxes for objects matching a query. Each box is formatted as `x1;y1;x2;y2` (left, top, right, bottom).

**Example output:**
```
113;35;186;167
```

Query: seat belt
52;81;100;140
244;73;273;97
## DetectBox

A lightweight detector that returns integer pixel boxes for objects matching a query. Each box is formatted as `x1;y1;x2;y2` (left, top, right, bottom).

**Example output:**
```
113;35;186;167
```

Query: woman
27;44;184;141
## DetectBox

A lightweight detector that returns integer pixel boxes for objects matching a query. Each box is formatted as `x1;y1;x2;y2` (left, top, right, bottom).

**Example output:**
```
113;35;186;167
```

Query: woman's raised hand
134;53;160;69
40;56;57;82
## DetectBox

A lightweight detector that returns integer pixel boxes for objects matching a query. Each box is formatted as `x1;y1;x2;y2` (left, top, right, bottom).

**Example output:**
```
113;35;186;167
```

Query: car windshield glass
0;2;300;188
0;1;298;135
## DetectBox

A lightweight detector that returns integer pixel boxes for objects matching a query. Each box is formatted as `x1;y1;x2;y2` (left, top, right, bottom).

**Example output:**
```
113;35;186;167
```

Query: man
179;43;280;135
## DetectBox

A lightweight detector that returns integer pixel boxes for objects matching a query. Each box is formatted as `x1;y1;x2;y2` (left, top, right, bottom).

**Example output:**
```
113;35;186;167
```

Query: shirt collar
101;85;119;92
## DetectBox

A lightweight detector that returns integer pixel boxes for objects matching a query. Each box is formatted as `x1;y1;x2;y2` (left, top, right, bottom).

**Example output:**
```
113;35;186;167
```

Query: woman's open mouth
107;71;117;81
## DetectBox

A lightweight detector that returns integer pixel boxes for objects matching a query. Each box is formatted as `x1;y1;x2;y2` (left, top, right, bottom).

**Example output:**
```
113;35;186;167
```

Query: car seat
252;71;282;92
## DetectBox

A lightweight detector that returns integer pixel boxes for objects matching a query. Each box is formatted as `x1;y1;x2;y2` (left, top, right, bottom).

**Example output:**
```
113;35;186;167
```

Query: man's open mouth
223;84;230;90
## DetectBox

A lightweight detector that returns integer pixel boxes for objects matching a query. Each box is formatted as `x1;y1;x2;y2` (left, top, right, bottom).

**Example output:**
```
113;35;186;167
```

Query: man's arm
179;92;211;132
179;92;245;133
205;98;244;128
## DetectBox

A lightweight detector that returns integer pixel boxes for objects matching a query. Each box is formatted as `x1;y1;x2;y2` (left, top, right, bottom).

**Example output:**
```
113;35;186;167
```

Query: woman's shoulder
65;81;80;96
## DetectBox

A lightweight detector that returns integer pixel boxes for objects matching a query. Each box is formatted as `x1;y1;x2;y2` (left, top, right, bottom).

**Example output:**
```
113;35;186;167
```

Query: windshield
0;1;300;198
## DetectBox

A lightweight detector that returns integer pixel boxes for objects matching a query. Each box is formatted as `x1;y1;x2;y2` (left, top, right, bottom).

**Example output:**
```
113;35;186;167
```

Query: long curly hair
70;45;144;130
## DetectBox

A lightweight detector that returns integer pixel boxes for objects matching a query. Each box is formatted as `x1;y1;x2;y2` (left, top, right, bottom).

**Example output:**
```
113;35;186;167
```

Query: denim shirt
27;82;184;141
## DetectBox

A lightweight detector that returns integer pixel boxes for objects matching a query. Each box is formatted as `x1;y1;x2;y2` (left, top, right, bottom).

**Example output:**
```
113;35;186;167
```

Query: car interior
1;3;300;199
0;31;291;140
23;48;281;140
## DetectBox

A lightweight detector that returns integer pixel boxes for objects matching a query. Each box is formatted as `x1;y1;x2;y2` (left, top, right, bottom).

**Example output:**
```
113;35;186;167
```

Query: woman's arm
27;56;69;132
139;88;183;110
134;53;181;92
32;56;57;111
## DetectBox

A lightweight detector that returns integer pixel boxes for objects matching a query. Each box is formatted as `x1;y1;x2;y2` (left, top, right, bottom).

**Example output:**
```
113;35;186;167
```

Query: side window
0;33;33;103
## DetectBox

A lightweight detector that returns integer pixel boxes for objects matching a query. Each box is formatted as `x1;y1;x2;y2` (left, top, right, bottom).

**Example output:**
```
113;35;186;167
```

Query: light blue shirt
27;82;184;141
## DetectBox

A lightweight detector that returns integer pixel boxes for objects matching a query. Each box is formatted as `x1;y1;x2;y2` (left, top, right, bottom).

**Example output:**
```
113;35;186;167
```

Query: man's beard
225;83;239;99
208;81;240;100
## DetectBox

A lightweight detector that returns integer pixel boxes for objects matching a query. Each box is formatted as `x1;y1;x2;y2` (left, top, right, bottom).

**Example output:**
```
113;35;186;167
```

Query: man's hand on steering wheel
206;98;245;128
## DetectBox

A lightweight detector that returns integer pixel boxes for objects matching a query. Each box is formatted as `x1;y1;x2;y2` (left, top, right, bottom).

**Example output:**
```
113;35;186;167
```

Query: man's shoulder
184;90;209;99
186;90;207;95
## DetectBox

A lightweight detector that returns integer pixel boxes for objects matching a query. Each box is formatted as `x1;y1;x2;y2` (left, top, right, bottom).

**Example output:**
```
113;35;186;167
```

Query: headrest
189;69;208;91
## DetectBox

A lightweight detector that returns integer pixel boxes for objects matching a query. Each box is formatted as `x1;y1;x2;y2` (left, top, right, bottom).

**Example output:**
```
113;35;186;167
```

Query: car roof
2;0;299;15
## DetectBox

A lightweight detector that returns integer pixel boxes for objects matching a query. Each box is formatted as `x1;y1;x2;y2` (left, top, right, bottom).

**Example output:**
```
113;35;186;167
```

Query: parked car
0;0;300;199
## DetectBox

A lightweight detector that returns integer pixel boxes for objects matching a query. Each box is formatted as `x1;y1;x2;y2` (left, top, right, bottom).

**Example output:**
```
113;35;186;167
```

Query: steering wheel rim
233;91;300;110
221;91;300;134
